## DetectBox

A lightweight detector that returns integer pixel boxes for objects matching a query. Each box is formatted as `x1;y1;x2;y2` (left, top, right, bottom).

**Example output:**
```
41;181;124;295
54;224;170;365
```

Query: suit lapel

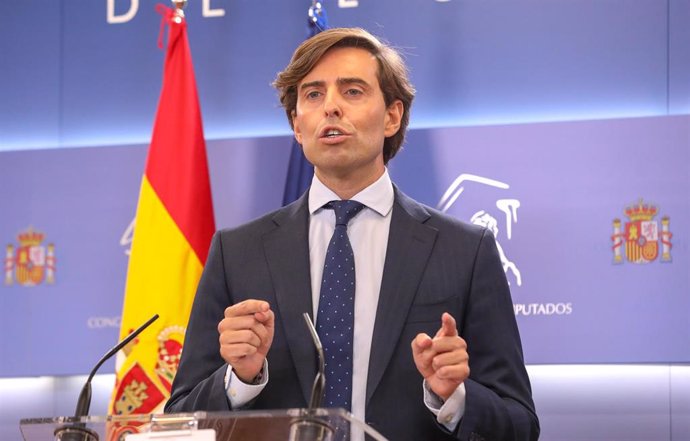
366;188;438;405
263;193;316;406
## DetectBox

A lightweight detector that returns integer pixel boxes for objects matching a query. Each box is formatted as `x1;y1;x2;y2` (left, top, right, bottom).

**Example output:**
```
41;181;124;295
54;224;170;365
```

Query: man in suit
166;27;539;440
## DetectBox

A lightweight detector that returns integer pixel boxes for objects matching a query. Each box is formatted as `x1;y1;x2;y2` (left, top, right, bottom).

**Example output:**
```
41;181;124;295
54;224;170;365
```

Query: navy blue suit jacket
166;187;539;441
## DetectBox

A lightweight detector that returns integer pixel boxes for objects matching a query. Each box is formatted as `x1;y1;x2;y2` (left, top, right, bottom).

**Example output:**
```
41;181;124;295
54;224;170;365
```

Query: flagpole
172;0;186;22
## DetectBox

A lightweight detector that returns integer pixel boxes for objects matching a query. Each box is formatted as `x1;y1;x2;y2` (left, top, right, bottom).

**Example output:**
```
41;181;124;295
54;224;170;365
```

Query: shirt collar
308;169;394;217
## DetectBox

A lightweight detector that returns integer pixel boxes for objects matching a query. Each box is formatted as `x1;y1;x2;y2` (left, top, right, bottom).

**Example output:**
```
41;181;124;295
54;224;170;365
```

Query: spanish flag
110;5;215;415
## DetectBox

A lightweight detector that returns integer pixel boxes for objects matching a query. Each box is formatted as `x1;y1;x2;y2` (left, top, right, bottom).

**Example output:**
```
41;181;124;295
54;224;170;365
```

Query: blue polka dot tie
316;200;365;411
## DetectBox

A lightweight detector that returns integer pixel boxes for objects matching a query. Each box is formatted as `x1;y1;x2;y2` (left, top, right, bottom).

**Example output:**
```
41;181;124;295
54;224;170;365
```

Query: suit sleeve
455;228;540;441
165;232;235;413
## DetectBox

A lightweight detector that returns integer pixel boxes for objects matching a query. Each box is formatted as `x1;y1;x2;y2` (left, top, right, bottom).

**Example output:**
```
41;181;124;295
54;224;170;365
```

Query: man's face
292;47;402;184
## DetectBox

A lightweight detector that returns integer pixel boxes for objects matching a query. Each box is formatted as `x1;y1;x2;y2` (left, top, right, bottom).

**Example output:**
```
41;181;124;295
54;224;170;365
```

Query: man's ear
291;110;303;144
384;100;403;137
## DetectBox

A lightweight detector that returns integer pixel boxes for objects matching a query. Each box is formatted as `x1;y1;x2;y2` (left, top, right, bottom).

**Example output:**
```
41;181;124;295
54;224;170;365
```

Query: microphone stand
289;313;334;441
54;314;160;441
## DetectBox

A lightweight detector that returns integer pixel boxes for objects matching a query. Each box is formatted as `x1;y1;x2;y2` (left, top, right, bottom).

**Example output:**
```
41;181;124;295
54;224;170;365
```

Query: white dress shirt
224;169;465;433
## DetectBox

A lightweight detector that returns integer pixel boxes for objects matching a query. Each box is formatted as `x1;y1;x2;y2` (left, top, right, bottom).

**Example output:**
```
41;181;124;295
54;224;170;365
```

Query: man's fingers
411;334;433;362
219;319;273;348
431;347;469;371
430;335;467;353
411;333;433;354
218;315;259;333
221;343;259;361
411;333;437;378
218;315;273;350
220;329;261;348
254;308;275;326
224;300;270;318
435;363;470;382
439;312;458;337
219;310;274;331
251;321;270;344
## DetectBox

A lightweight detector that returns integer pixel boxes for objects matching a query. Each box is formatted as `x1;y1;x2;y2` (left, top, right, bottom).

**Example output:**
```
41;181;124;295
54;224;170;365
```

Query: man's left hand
411;312;469;401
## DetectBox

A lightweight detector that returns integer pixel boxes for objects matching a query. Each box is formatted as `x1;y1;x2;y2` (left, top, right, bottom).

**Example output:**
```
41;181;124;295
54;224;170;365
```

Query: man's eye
306;91;321;99
345;89;363;96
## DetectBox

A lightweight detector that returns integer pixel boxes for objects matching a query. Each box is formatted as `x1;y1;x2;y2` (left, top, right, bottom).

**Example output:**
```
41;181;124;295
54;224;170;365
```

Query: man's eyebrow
299;78;371;91
337;77;370;88
299;80;325;91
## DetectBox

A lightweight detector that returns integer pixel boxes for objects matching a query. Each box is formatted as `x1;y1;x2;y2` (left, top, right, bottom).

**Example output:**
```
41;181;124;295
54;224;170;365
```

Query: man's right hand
218;300;275;383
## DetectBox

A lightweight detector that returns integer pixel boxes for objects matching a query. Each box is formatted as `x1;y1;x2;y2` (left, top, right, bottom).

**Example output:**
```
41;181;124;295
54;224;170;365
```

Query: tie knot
326;200;365;227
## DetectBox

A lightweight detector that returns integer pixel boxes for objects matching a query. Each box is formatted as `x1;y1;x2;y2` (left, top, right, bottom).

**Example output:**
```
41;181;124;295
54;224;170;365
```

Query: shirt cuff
224;360;269;408
422;380;466;432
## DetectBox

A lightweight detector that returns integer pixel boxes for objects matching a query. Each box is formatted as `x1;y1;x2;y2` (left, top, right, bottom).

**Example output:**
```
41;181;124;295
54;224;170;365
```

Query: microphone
55;314;160;441
303;312;326;411
289;313;333;441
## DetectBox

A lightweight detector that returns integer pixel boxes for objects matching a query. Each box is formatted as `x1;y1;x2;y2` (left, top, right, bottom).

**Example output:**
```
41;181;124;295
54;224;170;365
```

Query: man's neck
315;166;385;200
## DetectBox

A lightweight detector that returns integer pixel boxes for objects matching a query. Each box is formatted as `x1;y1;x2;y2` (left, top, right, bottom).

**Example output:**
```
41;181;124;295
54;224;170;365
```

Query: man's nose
323;89;342;118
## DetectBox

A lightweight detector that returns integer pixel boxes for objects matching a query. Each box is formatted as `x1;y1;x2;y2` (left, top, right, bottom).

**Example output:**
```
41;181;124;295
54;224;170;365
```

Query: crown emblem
624;200;658;222
17;227;45;247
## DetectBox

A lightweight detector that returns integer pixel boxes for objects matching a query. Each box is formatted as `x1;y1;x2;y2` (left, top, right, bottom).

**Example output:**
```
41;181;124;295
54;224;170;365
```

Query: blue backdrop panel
2;0;687;149
1;115;687;377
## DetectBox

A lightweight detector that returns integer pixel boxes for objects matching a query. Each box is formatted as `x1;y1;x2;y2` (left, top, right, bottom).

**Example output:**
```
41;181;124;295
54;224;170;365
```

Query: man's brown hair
273;28;415;164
